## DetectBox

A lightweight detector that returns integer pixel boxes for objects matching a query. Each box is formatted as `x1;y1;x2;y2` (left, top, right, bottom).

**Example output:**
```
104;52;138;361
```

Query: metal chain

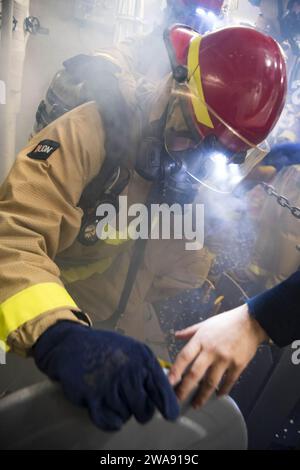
259;182;300;219
259;182;300;251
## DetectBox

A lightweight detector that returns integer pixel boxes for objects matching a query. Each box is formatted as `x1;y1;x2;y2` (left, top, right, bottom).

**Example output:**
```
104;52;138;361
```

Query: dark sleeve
247;271;300;347
264;142;300;171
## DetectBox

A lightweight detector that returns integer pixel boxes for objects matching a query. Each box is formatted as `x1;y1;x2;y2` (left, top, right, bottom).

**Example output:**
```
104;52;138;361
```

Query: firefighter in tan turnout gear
0;26;287;430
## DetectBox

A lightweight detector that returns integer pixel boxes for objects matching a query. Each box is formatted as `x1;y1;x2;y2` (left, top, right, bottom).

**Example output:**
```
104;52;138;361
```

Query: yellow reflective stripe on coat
187;35;214;129
62;257;113;284
0;283;78;346
102;223;130;246
62;227;130;284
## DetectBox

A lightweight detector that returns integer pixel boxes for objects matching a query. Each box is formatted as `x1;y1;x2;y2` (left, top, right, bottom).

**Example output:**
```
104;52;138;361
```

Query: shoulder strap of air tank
78;157;120;211
109;181;161;330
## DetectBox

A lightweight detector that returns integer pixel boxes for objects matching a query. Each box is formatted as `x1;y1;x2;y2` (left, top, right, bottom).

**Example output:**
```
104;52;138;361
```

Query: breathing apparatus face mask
163;80;269;195
136;81;269;203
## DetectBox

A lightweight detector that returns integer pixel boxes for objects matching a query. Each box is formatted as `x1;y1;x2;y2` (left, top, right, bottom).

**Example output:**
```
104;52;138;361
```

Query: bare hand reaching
168;304;269;408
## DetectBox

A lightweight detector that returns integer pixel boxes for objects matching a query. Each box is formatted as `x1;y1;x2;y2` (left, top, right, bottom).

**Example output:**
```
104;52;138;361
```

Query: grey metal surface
247;345;300;449
0;353;44;397
0;380;247;450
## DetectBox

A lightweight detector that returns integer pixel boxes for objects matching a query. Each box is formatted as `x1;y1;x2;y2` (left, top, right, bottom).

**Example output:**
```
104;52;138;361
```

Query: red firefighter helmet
164;25;287;192
167;25;287;152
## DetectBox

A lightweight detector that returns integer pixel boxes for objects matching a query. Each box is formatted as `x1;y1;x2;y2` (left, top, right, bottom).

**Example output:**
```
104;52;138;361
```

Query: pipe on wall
0;0;15;181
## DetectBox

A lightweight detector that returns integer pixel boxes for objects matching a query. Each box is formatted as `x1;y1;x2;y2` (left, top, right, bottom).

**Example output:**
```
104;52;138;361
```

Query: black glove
33;321;179;431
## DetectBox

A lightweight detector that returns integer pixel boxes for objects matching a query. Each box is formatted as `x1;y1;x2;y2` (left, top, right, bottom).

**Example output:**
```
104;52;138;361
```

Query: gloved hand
33;321;179;431
263;142;300;171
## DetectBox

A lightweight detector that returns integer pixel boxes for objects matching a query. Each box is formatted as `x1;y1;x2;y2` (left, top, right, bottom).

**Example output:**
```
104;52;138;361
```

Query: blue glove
264;142;300;171
33;321;179;431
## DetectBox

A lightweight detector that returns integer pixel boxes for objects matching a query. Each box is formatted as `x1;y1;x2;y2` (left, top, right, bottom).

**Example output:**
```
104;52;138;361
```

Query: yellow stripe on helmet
0;283;78;349
187;35;214;129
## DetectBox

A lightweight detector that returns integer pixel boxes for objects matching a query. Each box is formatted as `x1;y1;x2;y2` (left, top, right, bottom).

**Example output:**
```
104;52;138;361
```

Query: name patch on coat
27;140;60;160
